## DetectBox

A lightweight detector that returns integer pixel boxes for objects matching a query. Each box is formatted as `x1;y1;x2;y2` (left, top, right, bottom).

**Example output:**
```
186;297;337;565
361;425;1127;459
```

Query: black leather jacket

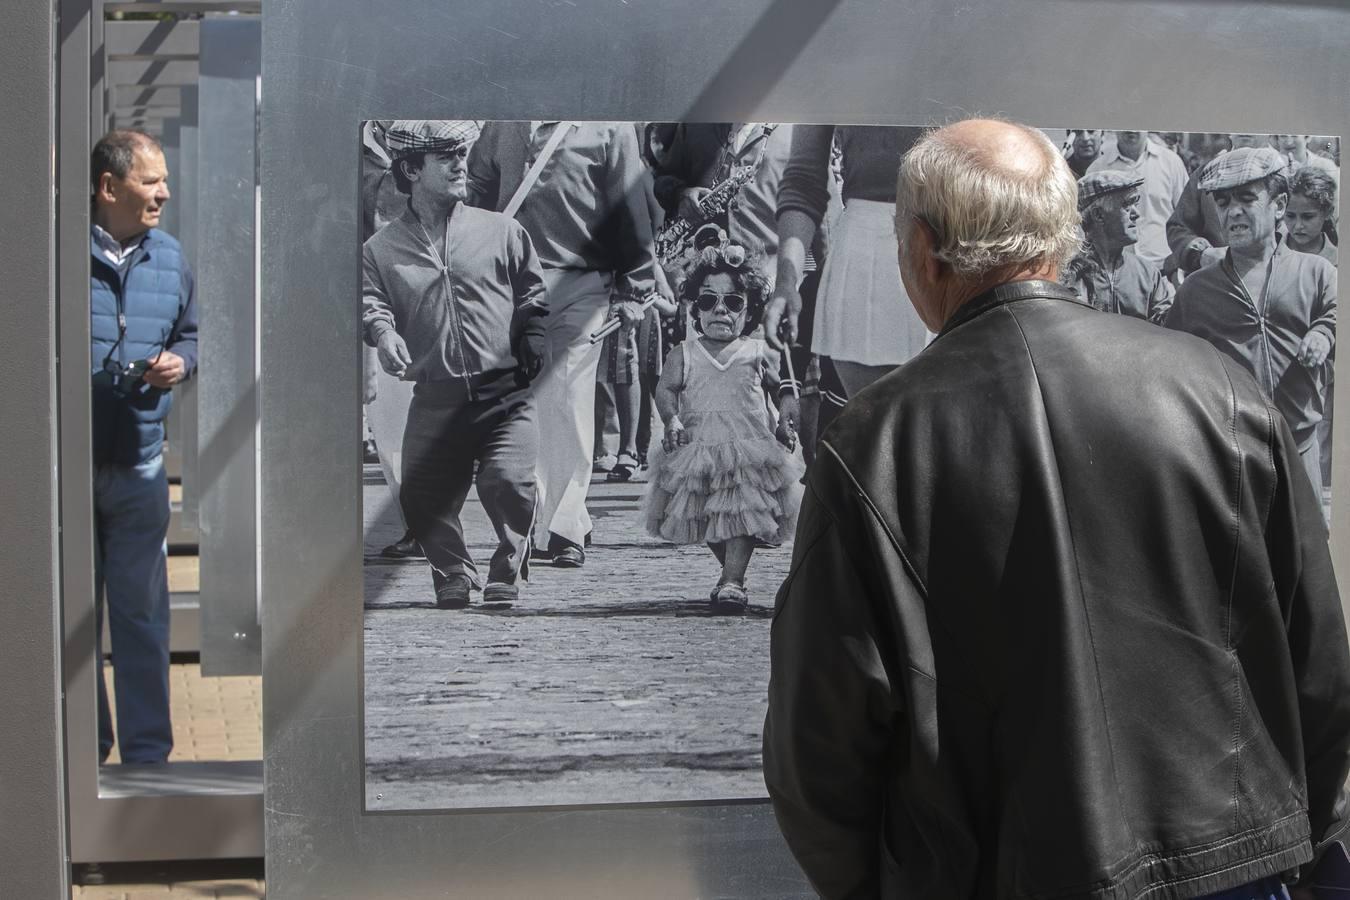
765;280;1350;899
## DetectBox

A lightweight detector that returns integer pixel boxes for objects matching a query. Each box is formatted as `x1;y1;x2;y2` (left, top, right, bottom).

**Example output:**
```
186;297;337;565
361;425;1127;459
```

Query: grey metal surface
60;0;261;865
0;0;66;896
262;0;1350;897
198;16;262;676
105;18;200;59
110;57;199;88
178;85;201;533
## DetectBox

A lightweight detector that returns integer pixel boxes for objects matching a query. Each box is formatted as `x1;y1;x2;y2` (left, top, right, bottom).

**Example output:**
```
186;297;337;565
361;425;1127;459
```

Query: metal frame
197;15;262;676
262;0;1350;896
57;0;263;864
1;0;67;894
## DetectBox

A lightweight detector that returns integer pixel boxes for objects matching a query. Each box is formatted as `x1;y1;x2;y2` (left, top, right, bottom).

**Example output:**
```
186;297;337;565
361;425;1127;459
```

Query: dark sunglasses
694;291;747;314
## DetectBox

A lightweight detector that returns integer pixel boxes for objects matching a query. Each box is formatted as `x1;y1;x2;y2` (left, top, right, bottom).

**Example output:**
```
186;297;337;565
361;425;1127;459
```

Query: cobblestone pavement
362;464;794;811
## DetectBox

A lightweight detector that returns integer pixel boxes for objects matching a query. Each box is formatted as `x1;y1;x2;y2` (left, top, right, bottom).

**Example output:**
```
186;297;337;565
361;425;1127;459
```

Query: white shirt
91;223;145;267
1087;139;1189;267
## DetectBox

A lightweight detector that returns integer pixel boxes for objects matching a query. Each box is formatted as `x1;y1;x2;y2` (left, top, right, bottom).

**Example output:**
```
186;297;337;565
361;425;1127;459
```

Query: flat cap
384;120;480;158
1198;146;1287;192
1077;170;1145;210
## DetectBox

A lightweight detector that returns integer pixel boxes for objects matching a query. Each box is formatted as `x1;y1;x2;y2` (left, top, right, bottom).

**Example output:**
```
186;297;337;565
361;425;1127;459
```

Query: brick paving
362;464;794;811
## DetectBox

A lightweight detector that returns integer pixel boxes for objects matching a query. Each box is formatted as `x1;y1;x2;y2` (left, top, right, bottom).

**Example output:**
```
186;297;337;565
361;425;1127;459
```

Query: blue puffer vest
90;228;197;466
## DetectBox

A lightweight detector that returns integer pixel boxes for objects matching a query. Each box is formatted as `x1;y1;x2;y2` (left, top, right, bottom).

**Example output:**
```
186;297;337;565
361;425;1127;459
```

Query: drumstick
782;346;800;401
589;294;660;345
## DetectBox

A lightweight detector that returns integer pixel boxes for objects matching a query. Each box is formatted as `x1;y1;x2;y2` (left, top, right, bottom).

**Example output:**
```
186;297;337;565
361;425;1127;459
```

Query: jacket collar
937;279;1085;338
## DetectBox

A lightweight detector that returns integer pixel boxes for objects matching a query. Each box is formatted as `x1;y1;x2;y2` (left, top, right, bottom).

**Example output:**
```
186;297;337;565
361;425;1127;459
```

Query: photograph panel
360;120;1339;811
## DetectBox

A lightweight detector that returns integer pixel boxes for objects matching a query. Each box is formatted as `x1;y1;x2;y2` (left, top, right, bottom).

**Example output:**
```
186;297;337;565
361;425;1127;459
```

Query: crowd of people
360;122;1339;612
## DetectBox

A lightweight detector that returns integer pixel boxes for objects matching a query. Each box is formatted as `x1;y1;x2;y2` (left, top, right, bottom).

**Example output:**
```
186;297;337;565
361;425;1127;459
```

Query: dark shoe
710;580;748;615
433;572;473;610
483;581;519;604
381;530;424;559
363;439;380;464
607;453;638;482
753;536;782;550
552;544;585;568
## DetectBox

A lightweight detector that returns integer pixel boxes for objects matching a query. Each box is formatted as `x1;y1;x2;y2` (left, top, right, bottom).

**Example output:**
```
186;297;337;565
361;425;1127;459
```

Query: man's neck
1117;144;1143;163
409;195;457;231
1087;235;1127;269
1229;238;1277;274
92;210;146;247
937;264;1060;328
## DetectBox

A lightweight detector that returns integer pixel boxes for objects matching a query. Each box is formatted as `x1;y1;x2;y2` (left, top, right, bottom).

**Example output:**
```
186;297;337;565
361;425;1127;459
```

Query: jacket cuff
365;320;393;347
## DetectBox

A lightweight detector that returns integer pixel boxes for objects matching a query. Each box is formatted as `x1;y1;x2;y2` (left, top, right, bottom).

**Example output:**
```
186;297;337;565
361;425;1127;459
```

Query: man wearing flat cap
363;120;548;609
1167;145;1336;496
1066;169;1174;324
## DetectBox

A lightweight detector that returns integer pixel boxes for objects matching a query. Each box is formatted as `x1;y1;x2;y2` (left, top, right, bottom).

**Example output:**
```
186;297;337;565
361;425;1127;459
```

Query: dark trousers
400;372;537;586
94;454;173;764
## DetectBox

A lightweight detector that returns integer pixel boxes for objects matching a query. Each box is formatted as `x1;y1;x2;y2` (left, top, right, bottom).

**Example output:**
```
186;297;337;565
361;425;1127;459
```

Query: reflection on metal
198;16;262;677
178;85;201;532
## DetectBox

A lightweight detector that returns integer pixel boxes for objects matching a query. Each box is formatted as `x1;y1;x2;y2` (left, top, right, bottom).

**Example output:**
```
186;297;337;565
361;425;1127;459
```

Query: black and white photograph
360;120;1340;812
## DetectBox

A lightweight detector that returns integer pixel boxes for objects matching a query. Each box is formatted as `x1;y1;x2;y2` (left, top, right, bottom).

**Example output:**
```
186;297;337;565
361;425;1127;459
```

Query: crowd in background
359;122;1339;606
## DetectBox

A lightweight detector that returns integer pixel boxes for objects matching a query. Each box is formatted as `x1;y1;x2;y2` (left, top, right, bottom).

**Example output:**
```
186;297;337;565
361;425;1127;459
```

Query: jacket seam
1024;810;1308;898
1212;345;1249;831
1002;302;1138;857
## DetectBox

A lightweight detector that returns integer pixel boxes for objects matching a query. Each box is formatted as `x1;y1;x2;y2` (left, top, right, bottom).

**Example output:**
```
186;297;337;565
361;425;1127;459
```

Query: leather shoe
381;530;424;559
552;545;585;568
433;572;473;610
483;581;518;603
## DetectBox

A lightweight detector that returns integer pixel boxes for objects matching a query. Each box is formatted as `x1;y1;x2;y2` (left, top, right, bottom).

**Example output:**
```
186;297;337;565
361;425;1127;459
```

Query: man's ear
95;171;118;204
911;216;943;283
1272;191;1289;218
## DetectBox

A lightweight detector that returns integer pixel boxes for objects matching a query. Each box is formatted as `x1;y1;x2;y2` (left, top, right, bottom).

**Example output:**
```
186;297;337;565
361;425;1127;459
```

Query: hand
678;187;711;221
612;300;645;331
377;331;412;378
662;418;690;453
775;395;800;452
143;350;186;388
1199;246;1226;268
518;331;546;381
764;282;802;351
1299;330;1332;368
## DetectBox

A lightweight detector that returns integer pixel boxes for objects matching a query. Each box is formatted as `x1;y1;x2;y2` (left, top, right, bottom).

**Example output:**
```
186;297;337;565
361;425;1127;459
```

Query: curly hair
679;240;770;336
1290;165;1338;218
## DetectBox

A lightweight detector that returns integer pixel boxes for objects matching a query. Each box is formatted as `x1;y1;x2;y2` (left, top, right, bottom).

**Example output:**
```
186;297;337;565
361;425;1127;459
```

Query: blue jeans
1200;876;1291;899
94;454;173;764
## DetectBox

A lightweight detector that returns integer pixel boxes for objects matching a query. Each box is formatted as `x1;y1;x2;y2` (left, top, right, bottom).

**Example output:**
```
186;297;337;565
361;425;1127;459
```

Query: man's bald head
896;117;1081;283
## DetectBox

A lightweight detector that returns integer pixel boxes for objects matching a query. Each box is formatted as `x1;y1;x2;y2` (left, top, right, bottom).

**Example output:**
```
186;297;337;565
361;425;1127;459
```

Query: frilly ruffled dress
643;337;804;545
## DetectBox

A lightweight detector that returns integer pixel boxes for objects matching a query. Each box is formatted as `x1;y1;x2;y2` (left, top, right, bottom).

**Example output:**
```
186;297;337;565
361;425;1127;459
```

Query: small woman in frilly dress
642;232;804;614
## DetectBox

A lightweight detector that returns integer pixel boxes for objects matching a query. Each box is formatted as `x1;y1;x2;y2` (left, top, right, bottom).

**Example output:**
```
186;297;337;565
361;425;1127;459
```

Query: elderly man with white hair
764;118;1350;900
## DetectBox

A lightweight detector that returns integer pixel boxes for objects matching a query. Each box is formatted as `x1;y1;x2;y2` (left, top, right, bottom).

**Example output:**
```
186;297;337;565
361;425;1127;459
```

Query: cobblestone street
362;463;793;811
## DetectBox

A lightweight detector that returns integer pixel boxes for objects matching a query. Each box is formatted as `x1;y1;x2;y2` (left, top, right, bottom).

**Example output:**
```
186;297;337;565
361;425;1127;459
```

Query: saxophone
655;125;777;267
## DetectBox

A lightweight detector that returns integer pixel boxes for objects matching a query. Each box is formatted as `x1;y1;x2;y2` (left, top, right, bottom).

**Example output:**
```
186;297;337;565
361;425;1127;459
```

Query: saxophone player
652;123;793;293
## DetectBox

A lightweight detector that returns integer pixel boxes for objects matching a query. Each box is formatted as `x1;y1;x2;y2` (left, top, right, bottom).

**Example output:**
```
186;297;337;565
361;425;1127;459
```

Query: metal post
0;0;67;894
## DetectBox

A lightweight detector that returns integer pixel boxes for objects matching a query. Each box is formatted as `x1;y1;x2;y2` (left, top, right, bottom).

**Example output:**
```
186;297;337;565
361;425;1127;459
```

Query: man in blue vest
90;130;198;764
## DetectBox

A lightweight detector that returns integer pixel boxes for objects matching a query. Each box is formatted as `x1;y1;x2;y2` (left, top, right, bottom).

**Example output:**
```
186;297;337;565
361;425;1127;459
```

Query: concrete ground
363;462;796;811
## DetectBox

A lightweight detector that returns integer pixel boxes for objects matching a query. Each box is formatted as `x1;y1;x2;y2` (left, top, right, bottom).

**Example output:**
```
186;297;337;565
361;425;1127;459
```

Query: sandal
606;453;639;482
710;580;749;616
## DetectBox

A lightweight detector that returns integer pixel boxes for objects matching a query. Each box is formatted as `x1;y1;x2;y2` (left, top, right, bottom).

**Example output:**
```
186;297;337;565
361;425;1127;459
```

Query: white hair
896;122;1081;281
